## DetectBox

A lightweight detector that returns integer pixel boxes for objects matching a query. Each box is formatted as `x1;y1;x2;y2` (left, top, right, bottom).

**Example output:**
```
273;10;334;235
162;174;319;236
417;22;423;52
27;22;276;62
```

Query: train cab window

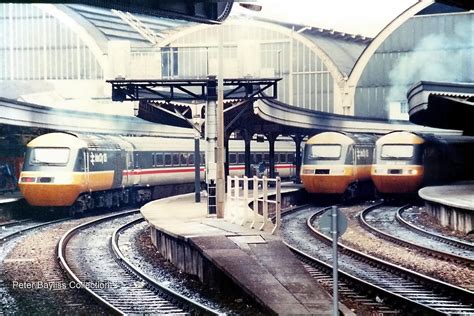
180;153;188;166
310;145;341;159
172;153;180;165
238;153;245;164
188;154;195;165
287;153;294;163
164;154;172;166
229;153;237;164
381;145;413;159
155;153;164;166
280;153;287;163
30;148;70;165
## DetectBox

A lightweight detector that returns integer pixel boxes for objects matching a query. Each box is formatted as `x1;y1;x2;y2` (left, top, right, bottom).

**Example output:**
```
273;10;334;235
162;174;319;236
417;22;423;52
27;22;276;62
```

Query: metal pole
331;205;339;316
194;136;201;203
206;76;217;215
216;24;225;218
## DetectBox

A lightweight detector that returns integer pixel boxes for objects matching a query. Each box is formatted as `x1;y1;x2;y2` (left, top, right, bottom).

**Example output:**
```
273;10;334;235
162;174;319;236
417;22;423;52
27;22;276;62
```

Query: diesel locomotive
18;132;296;214
300;131;377;198
371;131;474;194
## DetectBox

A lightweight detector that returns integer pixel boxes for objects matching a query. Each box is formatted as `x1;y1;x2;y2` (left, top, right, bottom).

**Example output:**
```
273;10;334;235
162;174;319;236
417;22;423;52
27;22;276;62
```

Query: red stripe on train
123;164;294;176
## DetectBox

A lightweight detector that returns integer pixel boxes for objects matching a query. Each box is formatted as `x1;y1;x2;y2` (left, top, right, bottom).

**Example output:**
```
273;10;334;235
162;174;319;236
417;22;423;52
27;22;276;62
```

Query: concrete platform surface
0;191;23;204
419;183;474;211
141;186;335;315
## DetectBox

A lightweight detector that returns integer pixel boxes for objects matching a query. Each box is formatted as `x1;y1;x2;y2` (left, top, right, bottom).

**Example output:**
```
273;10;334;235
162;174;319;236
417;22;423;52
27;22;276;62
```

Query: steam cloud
386;20;472;107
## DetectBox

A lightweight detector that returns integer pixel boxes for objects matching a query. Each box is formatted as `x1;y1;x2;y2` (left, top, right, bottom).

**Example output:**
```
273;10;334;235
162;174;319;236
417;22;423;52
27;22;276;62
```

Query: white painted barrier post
271;177;282;235
231;175;239;224
251;176;258;229
240;176;248;226
259;176;269;231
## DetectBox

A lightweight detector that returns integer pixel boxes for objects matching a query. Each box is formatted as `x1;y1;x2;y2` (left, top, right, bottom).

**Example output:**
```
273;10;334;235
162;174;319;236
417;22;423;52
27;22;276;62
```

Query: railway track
0;218;66;242
0;217;72;314
57;210;219;315
281;204;474;315
280;205;400;315
360;204;474;265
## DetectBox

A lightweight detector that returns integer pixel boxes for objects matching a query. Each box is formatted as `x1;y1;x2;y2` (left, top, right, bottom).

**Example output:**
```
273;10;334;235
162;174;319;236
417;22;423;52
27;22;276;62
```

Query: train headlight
302;169;314;174
407;169;418;175
373;168;385;174
331;168;345;175
53;174;72;183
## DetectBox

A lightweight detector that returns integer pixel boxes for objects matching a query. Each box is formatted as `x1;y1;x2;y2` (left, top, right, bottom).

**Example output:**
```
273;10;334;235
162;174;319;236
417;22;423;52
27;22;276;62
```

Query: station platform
141;184;339;315
418;182;474;234
0;191;23;205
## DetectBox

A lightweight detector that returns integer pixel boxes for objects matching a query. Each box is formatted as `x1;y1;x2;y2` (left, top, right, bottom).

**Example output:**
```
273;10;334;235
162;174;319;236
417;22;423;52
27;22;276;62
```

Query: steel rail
359;204;474;265
308;204;474;315
111;217;220;315
1;218;68;243
57;210;139;315
396;205;474;251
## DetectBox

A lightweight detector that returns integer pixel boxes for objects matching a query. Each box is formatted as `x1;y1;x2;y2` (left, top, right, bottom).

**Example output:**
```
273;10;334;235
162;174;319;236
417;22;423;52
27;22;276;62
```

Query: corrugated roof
66;4;192;47
268;20;371;77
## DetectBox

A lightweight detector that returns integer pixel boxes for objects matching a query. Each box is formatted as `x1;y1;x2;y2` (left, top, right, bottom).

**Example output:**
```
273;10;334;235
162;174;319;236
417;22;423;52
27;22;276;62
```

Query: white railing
226;175;281;234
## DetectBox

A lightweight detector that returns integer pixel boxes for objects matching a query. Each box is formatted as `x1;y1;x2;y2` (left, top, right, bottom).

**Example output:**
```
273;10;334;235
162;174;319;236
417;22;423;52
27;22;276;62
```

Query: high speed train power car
18;132;296;215
300;131;377;198
371;131;474;194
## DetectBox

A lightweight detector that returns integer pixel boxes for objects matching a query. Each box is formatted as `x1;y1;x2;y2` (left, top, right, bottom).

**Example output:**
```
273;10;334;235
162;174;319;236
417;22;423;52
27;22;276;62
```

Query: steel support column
293;135;303;183
266;133;278;179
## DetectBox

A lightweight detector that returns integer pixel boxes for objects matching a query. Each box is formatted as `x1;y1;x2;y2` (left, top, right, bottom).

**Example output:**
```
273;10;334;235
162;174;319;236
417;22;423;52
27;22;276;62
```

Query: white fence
226;175;281;234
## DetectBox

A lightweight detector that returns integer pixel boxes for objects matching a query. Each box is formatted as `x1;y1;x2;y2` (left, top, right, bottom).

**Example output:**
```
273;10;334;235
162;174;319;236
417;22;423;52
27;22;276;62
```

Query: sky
231;0;418;37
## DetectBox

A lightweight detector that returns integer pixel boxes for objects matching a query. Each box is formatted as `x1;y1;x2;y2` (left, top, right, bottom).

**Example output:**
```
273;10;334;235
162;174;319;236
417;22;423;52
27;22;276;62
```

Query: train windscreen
310;145;341;159
381;145;413;159
30;148;70;165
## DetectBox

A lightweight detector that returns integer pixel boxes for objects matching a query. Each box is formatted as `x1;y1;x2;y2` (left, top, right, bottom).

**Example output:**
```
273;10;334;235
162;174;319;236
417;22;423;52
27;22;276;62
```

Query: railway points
140;185;335;315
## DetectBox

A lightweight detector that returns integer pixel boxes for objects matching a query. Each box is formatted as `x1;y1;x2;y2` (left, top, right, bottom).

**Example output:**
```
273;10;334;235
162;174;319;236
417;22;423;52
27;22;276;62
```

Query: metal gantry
108;77;280;215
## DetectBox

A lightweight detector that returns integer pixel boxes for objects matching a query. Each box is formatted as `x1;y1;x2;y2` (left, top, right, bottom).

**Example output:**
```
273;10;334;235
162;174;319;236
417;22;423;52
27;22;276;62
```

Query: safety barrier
226;175;281;234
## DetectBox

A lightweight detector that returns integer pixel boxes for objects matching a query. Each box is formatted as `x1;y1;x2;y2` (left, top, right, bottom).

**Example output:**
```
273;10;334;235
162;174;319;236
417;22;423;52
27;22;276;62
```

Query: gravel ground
122;222;266;315
339;204;474;291
403;206;474;243
1;217;110;315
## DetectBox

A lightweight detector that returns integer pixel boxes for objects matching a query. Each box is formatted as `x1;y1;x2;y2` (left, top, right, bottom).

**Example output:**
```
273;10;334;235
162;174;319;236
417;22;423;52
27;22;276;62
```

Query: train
371;131;474;194
18;132;296;215
300;131;377;198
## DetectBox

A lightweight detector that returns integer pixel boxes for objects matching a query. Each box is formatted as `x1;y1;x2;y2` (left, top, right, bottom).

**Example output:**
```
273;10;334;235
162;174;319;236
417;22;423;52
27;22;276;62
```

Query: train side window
188;154;195;165
155;153;163;166
164;154;171;166
135;153;140;168
238;153;245;164
151;153;155;167
256;153;262;163
172;153;180;166
180;153;187;166
280;153;287;163
230;153;237;164
263;153;269;162
201;154;205;165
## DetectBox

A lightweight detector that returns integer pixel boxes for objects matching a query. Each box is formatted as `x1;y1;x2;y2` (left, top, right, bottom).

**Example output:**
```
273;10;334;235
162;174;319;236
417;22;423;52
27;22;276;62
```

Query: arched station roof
275;21;370;78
